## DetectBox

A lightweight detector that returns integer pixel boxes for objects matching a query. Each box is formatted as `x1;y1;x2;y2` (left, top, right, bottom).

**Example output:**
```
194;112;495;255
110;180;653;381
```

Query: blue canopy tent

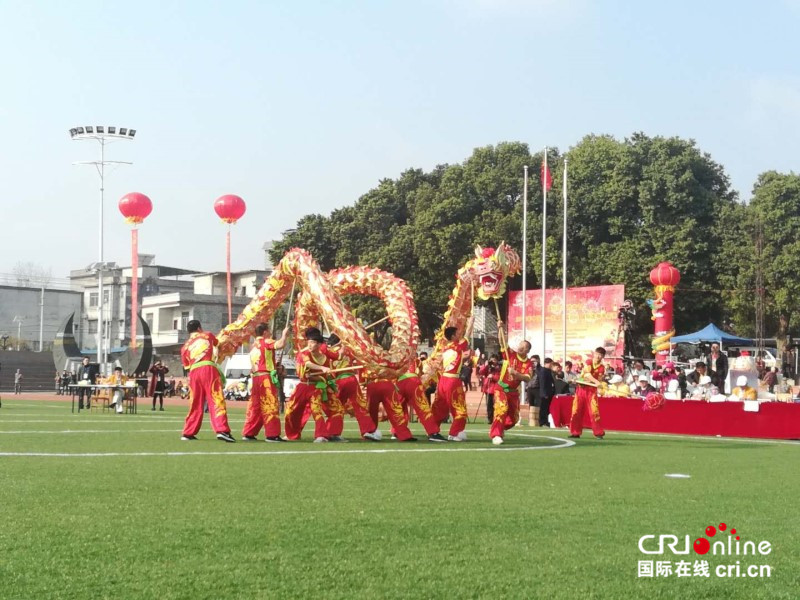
670;323;754;346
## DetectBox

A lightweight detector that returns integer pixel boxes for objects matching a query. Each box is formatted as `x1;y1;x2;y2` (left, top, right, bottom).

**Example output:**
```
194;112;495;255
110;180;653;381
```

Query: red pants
284;382;344;440
242;375;281;438
489;388;520;439
396;377;440;435
337;376;376;435
366;381;413;440
183;365;231;436
432;376;467;436
570;386;605;437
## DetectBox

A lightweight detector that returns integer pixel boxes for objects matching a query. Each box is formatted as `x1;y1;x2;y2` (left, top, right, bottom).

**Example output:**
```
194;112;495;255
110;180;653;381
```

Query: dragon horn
474;245;484;259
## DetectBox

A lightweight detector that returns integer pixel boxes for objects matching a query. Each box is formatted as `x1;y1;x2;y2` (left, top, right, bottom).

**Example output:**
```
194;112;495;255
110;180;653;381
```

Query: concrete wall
0;286;83;352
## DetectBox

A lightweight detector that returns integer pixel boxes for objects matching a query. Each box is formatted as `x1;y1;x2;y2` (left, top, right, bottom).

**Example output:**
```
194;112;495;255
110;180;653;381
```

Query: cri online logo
639;522;772;556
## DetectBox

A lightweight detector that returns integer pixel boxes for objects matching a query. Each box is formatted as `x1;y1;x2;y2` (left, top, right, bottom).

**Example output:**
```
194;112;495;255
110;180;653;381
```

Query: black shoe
216;432;236;443
428;433;447;442
568;434;580;439
265;436;286;442
181;435;197;441
151;407;156;411
401;437;419;442
242;435;258;441
159;407;164;411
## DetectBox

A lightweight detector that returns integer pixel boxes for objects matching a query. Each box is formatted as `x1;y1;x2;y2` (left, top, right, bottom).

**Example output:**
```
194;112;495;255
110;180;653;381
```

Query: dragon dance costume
181;331;231;437
570;359;606;438
284;347;345;440
395;357;441;436
242;335;281;439
490;348;532;440
432;338;469;437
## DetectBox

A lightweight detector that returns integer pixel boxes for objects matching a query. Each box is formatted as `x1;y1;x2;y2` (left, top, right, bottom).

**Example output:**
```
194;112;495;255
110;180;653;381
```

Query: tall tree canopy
270;135;794;347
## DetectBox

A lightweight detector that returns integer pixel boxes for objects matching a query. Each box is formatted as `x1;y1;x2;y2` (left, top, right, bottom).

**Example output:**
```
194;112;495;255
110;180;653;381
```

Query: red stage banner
507;285;625;362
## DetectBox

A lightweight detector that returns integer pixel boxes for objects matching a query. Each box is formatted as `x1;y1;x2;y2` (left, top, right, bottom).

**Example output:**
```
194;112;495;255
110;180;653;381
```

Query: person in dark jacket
76;357;98;410
537;358;556;427
705;344;728;390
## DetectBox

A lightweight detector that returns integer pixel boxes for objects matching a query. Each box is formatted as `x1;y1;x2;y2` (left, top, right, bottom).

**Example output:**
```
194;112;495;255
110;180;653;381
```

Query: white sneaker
447;435;462;442
363;430;382;442
456;431;467;442
313;436;328;443
492;436;504;446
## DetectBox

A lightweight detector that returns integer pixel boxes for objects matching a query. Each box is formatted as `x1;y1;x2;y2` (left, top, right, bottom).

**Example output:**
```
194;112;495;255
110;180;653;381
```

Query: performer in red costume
180;320;234;442
569;347;607;439
284;327;346;442
242;323;290;442
365;378;416;442
326;334;382;442
489;320;532;445
395;353;447;442
432;316;474;441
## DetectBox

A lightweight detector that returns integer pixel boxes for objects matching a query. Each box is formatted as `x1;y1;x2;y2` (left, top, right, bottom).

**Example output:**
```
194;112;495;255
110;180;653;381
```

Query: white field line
0;435;574;457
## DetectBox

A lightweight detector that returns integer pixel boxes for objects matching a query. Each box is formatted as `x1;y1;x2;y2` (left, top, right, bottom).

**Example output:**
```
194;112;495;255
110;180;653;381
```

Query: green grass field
0;398;798;599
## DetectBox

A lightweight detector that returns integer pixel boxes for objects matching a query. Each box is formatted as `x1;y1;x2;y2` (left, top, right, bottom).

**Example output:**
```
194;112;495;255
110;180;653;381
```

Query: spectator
525;355;541;424
76;357;97;410
54;370;61;395
729;375;756;401
537;357;555;427
705;343;729;390
148;359;169;411
460;358;473;392
686;362;707;387
554;371;570;395
664;379;682;400
690;375;715;401
606;374;630;396
14;369;22;395
625;360;650;387
107;366;127;414
763;367;778;394
479;354;501;423
634;374;656;397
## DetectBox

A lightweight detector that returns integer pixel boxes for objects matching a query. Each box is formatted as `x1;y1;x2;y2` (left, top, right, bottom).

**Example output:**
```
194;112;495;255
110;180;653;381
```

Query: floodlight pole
71;128;134;367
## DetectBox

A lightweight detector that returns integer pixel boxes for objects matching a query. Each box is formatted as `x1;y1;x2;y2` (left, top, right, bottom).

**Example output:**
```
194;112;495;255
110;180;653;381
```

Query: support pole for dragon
649;262;681;366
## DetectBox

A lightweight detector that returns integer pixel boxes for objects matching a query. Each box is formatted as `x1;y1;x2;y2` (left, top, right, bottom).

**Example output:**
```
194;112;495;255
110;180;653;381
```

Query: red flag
541;161;553;191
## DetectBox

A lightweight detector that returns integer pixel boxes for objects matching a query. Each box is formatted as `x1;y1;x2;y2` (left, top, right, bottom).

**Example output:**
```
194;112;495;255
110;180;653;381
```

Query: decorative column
649;262;681;366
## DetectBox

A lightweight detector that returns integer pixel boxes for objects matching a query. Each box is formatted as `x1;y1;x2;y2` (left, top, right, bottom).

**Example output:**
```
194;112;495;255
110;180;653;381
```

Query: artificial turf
0;399;797;599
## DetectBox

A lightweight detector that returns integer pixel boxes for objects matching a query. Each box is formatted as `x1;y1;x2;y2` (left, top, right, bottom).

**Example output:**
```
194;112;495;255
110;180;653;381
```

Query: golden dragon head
468;242;522;301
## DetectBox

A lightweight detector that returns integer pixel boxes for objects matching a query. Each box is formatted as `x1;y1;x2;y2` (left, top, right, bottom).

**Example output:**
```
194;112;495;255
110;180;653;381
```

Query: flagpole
522;165;528;341
562;158;568;363
542;147;547;358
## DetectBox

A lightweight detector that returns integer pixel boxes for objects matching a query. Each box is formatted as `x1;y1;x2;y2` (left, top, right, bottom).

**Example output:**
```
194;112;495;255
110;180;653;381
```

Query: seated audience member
690;375;715;401
553;372;570;395
762;367;778;394
625;360;650;387
686;362;707;388
107;366;127;414
728;375;757;401
664;378;682;400
634;374;656;397
606;374;630;396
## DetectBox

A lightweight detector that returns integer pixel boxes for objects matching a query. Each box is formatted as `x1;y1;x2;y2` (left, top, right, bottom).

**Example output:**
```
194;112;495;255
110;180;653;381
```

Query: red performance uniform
432;338;469;436
284;347;344;440
489;349;532;439
365;380;413;441
242;336;281;439
570;360;606;437
395;357;440;436
180;331;231;437
328;348;376;437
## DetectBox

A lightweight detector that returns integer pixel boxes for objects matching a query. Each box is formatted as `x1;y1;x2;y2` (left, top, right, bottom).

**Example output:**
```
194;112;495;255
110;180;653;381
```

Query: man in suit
538;357;556;427
705;344;728;390
76;357;97;410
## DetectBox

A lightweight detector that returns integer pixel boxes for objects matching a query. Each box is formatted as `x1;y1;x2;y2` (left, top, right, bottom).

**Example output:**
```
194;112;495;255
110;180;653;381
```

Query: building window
88;320;98;334
181;311;190;330
145;313;154;331
89;292;99;307
103;289;110;305
173;319;179;330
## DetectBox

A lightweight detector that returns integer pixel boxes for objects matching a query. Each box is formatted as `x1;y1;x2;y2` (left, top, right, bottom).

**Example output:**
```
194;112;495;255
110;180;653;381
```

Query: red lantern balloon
649;261;681;287
118;192;153;225
214;194;247;224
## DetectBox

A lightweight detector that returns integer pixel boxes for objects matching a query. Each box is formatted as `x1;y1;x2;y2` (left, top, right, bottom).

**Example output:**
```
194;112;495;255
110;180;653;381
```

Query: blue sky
1;0;798;279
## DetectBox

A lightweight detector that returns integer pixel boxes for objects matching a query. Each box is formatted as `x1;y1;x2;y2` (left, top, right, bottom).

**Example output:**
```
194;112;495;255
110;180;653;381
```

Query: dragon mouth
479;273;501;295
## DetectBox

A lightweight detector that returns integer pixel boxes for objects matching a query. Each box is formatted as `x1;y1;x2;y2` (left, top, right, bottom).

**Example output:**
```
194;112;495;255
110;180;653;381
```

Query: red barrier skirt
549;395;800;440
